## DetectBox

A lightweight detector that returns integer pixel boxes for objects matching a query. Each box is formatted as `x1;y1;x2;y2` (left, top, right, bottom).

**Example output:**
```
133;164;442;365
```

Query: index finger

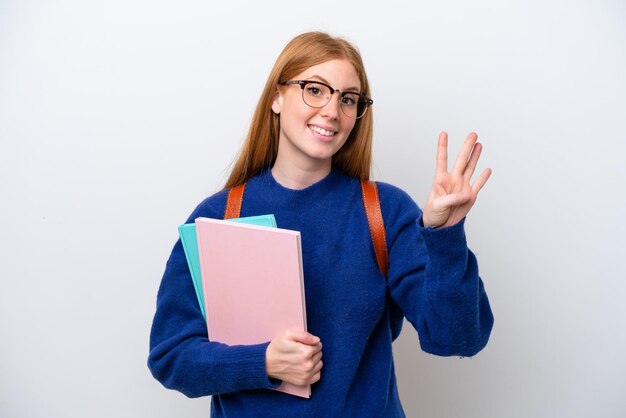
436;131;448;174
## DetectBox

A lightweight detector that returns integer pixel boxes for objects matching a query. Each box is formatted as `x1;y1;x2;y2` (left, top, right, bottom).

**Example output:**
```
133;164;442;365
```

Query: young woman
148;31;493;417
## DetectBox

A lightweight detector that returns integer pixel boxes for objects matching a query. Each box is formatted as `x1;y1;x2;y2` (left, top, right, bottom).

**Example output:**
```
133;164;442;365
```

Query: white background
1;1;625;417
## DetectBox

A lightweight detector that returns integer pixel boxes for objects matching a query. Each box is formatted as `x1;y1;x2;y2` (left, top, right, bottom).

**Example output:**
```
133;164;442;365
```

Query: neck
271;158;332;190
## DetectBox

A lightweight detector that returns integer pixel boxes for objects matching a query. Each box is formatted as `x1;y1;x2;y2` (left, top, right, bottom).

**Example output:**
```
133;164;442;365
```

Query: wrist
265;345;275;378
421;214;439;229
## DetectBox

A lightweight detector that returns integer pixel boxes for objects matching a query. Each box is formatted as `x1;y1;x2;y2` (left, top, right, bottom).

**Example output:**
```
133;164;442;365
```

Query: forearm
388;216;493;357
415;217;493;356
148;332;277;397
147;241;279;397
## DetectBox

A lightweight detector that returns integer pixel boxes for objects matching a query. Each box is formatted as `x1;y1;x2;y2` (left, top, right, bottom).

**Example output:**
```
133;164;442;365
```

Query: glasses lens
302;82;331;108
339;92;361;119
355;99;369;119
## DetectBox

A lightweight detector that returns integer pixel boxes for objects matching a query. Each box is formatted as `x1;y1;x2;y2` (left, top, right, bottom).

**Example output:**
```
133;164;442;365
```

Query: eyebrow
306;74;361;92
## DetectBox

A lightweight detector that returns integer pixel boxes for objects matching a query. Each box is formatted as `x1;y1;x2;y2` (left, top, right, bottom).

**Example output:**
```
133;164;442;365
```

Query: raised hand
422;132;492;229
265;330;323;386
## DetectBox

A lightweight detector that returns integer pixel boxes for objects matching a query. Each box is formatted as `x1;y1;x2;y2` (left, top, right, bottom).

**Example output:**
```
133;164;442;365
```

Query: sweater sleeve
147;197;281;397
378;183;494;357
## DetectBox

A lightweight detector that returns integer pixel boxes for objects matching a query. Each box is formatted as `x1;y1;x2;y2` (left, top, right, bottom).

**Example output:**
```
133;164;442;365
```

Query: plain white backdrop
1;0;625;417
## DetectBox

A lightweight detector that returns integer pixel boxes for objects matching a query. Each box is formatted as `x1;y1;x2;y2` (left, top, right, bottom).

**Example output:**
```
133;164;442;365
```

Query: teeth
311;126;335;137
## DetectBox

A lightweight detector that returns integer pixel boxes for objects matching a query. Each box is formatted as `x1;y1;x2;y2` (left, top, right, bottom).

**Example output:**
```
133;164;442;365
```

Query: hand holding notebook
266;330;323;388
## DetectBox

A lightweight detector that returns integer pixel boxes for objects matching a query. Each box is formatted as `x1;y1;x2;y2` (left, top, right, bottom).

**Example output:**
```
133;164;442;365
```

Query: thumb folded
435;192;469;209
287;330;320;345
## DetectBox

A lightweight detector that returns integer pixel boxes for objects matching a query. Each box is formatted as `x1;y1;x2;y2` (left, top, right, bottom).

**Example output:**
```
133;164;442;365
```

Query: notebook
178;215;277;319
195;217;309;398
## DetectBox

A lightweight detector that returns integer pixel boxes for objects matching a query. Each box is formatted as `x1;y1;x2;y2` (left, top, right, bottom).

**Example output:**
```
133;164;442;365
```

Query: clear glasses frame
279;80;373;119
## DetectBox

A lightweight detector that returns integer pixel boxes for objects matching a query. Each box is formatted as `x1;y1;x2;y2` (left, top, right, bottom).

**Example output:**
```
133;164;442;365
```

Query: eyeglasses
279;80;373;119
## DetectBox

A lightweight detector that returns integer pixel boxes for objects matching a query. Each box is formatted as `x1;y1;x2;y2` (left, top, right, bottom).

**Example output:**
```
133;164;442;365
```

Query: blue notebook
178;214;277;319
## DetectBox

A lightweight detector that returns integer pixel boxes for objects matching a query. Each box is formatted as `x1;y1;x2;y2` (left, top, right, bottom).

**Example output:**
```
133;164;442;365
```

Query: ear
271;90;281;114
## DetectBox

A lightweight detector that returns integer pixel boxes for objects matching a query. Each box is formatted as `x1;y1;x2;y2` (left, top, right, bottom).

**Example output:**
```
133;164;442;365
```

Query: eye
305;83;325;97
341;93;359;107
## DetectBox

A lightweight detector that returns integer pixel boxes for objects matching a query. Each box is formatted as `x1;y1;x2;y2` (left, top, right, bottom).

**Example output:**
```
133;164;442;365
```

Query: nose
320;92;341;119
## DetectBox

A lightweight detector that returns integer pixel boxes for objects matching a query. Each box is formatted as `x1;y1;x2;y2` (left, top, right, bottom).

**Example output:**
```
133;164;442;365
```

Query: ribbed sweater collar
248;168;347;214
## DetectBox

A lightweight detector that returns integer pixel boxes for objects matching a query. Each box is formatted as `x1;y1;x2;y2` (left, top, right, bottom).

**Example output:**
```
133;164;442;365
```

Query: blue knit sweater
148;168;493;417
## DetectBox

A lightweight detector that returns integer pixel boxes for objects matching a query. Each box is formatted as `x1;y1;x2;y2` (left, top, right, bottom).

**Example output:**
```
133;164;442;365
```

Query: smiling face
271;59;361;172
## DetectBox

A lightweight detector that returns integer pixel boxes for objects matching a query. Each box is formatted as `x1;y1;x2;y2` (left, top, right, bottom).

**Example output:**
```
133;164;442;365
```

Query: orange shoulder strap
361;180;389;278
224;183;245;219
224;180;388;277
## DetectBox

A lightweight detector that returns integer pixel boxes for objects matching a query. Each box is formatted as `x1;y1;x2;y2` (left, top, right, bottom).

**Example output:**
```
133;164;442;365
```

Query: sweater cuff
217;341;282;391
417;215;468;268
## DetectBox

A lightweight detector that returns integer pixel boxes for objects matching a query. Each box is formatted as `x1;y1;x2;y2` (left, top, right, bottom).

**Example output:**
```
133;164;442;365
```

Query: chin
306;148;339;161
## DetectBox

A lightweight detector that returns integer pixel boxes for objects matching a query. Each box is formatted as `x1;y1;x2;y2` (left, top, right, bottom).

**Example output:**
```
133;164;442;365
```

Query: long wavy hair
224;32;374;188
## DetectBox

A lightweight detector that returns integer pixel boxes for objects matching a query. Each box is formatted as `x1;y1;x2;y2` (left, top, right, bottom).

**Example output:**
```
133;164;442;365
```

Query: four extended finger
452;132;478;175
436;132;449;174
464;142;483;180
471;168;492;194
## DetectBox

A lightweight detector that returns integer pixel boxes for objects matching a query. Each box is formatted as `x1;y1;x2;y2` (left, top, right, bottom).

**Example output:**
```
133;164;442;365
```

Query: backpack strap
224;183;245;219
360;180;388;278
224;180;388;277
